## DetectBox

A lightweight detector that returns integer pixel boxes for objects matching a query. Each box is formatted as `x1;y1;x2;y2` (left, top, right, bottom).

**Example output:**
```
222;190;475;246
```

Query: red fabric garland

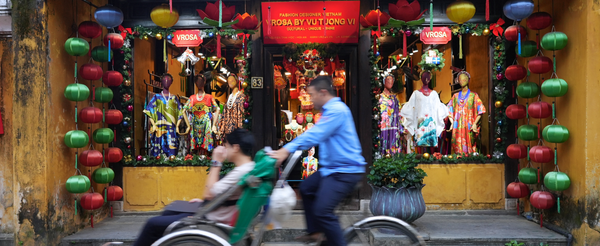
486;0;489;21
403;31;407;57
0;110;4;134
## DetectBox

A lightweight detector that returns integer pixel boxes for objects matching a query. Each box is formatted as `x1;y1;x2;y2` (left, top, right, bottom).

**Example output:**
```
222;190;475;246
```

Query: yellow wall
0;39;14;234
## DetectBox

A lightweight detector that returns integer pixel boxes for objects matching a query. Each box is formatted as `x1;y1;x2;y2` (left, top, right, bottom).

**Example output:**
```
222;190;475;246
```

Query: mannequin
144;74;183;157
180;72;220;153
218;74;246;140
378;74;403;155
302;147;319;179
447;71;486;154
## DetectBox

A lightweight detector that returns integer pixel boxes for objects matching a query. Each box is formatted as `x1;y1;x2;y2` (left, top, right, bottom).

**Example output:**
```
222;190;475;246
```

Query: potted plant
367;153;427;223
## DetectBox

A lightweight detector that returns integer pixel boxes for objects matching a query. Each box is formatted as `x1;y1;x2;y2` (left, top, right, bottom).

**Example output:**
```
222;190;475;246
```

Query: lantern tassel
537;167;540;183
169;0;172;13
218;0;222;28
553;55;556;72
526;102;529;119
108;40;111;62
104;188;107;203
540;213;543;228
552;102;556;119
518;32;521;55
164;39;167;63
91;214;94;228
102;108;105;123
75;153;78;169
429;1;433;31
536;33;540;50
377;9;381;37
527;146;530;161
403;31;407;58
554;148;557;165
459;35;463;59
486;0;489;21
75;199;78;215
558;197;560;213
74;62;78;80
75;106;78;123
538;122;541;139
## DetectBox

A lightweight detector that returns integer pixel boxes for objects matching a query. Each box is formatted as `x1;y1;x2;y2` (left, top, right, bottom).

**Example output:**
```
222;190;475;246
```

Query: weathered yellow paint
420;163;505;210
0;39;15;234
123;167;209;211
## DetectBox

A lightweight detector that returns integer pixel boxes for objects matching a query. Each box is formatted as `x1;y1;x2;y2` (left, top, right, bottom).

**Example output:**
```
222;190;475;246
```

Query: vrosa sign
172;30;203;47
420;27;452;45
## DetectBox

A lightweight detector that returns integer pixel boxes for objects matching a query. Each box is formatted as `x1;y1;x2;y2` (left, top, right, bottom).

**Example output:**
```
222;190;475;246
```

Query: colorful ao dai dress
183;93;218;152
144;94;182;157
378;93;403;155
219;92;246;140
400;90;449;147
447;89;486;154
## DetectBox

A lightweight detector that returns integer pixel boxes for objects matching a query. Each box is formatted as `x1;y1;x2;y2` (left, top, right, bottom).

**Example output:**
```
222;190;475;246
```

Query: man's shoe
294;233;324;243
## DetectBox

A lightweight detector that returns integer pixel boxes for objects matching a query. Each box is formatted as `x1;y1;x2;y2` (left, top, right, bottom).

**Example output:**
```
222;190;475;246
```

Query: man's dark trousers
133;210;193;246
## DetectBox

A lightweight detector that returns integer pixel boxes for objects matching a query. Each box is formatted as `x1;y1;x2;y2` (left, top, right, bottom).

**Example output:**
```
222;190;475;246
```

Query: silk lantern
92;46;113;63
79;63;103;81
94;87;114;103
507;182;529;198
516;82;539;98
106;186;123;201
94;5;124;29
446;1;476;24
506;104;526;119
103;33;125;49
530;191;555;210
104;147;123;163
102;71;124;87
64;83;90;101
528;101;552;119
66;175;91;194
541;32;568;51
507;144;528;159
78;21;102;39
526;12;552;30
105;109;123;125
151;4;180;28
503;0;534;21
544;172;571;191
529;145;553;163
80;192;104;210
65;130;89;148
79;107;103;124
79;149;103;167
518;167;538;184
93;128;114;144
517;125;538;141
541;78;568;97
505;65;527;81
93;167;115;184
543;125;569;143
528;56;552;74
504;25;527;42
65;38;90;56
516;41;537;57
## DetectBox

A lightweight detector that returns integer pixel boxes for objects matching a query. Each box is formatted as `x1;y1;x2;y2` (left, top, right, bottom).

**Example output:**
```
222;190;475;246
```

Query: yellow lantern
446;1;476;24
150;4;179;28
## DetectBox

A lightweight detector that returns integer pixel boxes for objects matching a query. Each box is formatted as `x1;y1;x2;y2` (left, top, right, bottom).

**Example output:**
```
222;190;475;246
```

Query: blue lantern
94;5;124;29
503;0;535;21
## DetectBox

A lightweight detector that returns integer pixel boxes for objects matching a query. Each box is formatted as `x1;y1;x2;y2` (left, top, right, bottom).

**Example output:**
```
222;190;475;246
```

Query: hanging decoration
150;4;180;28
196;1;238;58
176;48;200;76
94;5;124;29
490;18;505;37
504;25;527;42
78;21;102;39
526;12;552;30
418;49;445;72
503;0;534;55
360;9;390;37
446;1;475;59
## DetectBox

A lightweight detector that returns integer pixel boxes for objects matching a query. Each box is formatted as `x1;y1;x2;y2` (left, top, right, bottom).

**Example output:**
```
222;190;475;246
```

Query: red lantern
507;182;529;198
526;12;552;30
504;25;527;42
79;150;103;167
104;147;123;163
103;33;125;49
505;65;527;81
78;21;102;39
507;144;528;159
105;109;123;125
528;56;552;74
80;192;104;210
528;101;552;119
79;107;103;124
530;191;555;209
102;71;123;87
79;63;103;81
506;104;526;120
105;186;123;201
529;145;553;163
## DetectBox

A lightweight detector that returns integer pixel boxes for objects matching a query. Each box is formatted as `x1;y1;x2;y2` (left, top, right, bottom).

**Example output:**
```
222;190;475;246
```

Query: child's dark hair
224;128;255;156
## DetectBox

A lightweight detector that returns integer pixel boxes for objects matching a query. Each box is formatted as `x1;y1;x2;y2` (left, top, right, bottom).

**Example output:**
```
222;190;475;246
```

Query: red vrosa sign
261;1;360;44
420;27;452;45
172;30;203;47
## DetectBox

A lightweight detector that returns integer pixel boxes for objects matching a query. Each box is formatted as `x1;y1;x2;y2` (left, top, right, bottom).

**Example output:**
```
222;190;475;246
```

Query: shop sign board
261;1;360;44
420;27;452;45
172;30;203;47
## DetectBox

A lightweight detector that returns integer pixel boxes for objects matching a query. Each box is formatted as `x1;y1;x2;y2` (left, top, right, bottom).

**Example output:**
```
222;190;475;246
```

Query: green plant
505;240;524;246
368;153;427;189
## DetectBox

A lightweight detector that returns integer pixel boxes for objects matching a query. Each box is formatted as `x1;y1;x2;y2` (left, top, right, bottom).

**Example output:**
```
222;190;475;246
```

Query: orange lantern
105;186;123;201
104;147;123;163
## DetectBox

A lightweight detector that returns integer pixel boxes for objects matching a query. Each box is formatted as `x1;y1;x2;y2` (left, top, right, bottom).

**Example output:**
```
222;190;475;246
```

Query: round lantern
79;63;103;81
78;21;103;39
516;82;540;98
92;46;113;63
507;144;528;159
544;172;571;191
517;125;538;141
66;175;91;194
526;12;552;30
79;149;103;167
543;125;569;143
64;130;89;148
102;71;124;87
64;83;90;102
94;87;114;103
94;5;124;29
93;128;114;144
518;167;538;184
103;33;125;49
528;101;552;119
528;56;552;74
504;25;527;42
64;38;90;56
445;1;476;24
530;191;555;210
105;109;123;125
516;41;537;57
150;4;180;28
541;78;568;97
541;32;568;51
506;104;527;120
80;192;104;210
503;0;535;21
529;145;553;163
505;65;527;81
507;182;529;198
106;186;124;201
79;107;103;124
104;147;123;163
93;167;115;184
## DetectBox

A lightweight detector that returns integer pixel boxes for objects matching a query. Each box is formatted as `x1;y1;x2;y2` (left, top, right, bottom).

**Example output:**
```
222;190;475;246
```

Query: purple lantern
94;5;124;29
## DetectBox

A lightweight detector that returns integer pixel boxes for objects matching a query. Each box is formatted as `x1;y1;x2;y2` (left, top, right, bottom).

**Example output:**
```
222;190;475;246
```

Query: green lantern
64;83;90;102
516;41;537;58
516;82;539;98
64;130;89;148
65;38;90;56
541;78;568;97
92;46;113;62
517;125;538;141
94;87;114;103
544;171;571;191
541;32;568;51
92;167;115;184
93;128;114;144
543;125;570;143
518;168;538;184
66;175;91;194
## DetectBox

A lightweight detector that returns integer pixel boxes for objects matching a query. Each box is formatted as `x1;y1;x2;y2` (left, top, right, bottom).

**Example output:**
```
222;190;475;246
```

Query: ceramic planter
369;184;426;223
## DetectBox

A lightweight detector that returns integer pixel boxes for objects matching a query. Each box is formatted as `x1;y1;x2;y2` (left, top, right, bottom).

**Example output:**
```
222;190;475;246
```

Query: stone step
0;234;14;246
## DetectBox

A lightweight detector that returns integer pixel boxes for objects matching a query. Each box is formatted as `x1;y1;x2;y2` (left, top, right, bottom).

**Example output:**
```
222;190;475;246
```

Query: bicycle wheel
153;225;232;246
342;216;425;246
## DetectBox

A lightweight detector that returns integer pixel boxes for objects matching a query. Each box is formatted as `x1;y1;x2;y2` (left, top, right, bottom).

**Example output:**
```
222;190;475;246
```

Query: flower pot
369;184;426;223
